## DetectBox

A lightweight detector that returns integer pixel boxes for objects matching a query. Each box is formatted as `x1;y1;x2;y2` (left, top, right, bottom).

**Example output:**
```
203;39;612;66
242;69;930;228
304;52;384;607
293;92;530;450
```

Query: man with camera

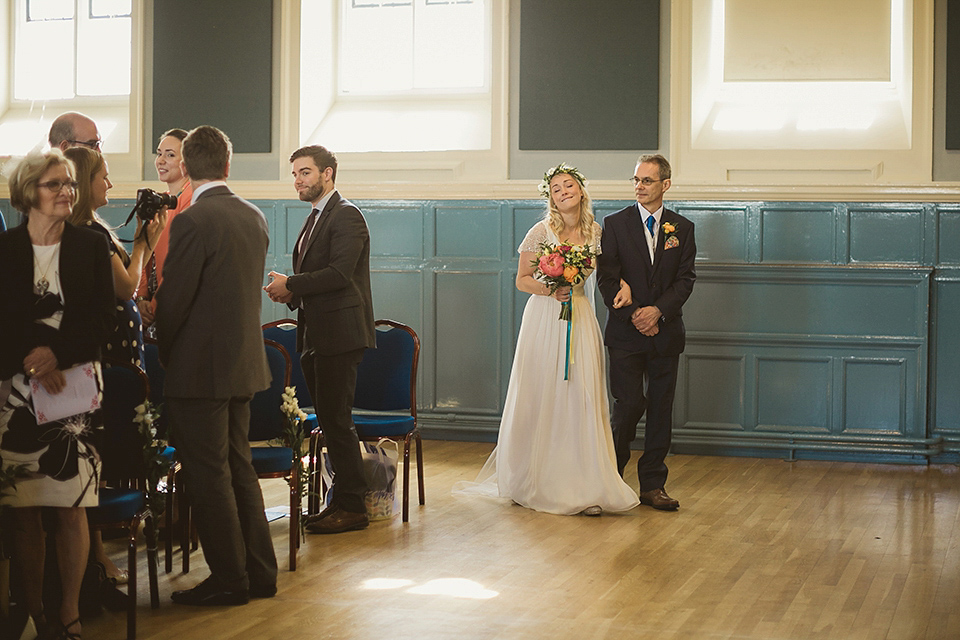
155;125;278;606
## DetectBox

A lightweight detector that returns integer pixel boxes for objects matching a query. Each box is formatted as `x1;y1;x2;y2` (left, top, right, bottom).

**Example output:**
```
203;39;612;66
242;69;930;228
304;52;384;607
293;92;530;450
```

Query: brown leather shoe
303;504;338;526
639;488;680;511
305;507;369;534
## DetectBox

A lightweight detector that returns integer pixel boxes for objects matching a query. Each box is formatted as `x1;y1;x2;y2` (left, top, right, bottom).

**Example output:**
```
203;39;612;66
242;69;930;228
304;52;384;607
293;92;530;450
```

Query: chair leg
145;515;160;610
415;432;425;506
164;465;176;574
179;475;191;573
126;519;138;640
289;471;300;571
307;429;325;516
402;437;411;522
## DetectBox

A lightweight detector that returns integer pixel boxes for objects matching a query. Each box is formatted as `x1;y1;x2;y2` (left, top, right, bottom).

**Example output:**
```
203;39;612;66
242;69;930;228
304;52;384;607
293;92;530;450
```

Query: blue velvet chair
249;338;302;570
309;319;424;522
89;360;153;639
262;319;321;512
141;338;182;573
261;319;317;422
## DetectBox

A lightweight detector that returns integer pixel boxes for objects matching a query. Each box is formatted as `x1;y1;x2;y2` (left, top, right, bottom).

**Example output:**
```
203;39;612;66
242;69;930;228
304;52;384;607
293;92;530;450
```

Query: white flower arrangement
537;163;587;198
274;386;311;530
132;400;170;546
281;387;308;425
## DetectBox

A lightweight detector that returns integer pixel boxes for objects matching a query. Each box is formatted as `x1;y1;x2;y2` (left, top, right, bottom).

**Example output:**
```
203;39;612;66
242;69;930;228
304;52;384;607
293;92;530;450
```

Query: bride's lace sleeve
518;220;550;254
591;221;603;255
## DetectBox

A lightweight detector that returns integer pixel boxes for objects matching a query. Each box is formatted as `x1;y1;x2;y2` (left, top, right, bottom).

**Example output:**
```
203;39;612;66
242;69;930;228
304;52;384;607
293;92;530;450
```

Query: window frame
0;0;144;182
291;0;507;187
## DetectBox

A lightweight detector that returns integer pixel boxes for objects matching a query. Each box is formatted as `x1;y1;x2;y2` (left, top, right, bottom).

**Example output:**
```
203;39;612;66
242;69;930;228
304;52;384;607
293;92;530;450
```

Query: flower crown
538;163;587;198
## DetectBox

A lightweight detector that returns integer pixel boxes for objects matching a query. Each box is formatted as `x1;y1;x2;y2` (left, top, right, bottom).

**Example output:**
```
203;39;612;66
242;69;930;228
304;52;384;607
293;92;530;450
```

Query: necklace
33;243;60;295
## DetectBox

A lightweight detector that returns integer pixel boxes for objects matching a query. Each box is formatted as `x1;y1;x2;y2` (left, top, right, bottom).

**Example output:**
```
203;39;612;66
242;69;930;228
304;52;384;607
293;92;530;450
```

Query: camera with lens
131;188;177;222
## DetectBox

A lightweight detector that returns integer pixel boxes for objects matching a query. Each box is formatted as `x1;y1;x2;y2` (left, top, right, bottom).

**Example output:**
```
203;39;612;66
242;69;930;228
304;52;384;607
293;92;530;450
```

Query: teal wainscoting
4;197;957;463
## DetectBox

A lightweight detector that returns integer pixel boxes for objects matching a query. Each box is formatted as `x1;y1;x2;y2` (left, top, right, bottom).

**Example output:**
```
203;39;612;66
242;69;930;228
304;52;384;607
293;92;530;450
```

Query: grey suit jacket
155;185;271;398
286;190;375;355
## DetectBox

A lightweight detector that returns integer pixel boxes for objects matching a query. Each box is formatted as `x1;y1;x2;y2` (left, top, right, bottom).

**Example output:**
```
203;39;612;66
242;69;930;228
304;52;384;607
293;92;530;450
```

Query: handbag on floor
361;439;400;520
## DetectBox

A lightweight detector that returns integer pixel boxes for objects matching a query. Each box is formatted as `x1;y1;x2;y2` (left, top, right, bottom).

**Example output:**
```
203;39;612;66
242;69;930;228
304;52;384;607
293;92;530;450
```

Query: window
14;0;132;100
673;0;931;185
300;0;493;154
339;0;486;95
0;0;138;169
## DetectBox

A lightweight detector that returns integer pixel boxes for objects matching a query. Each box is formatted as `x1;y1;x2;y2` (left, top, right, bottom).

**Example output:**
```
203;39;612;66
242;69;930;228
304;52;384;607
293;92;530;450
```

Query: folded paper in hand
31;362;100;425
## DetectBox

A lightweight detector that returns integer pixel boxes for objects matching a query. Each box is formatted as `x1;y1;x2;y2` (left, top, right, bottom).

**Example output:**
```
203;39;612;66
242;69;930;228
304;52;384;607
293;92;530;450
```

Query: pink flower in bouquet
538;253;565;277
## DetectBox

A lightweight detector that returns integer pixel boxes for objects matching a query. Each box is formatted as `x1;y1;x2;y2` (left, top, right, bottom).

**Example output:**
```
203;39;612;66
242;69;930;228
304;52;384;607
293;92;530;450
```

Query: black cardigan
0;222;115;379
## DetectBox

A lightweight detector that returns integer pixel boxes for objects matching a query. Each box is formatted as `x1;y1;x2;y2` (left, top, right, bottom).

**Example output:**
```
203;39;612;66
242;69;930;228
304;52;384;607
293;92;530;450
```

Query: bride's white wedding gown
454;221;639;515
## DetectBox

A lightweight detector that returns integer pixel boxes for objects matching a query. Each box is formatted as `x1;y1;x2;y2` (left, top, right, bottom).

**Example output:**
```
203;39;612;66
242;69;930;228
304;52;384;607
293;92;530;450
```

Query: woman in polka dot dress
64;148;166;368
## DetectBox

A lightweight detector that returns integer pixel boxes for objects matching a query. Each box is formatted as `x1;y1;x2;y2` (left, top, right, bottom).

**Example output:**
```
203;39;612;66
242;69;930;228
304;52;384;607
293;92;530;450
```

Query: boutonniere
662;221;679;250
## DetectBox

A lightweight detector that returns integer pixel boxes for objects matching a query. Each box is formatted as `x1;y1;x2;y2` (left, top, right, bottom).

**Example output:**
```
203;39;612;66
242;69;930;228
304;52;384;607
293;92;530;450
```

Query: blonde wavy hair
64;146;126;257
544;168;596;244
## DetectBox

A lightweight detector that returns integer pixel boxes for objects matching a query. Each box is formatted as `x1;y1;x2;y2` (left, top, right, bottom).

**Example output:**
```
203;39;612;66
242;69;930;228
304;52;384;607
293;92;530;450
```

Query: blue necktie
645;215;656;236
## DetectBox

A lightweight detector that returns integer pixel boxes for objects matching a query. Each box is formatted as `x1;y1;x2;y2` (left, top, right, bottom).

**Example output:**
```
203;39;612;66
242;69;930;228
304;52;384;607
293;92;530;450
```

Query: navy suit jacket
286;190;375;356
597;204;697;355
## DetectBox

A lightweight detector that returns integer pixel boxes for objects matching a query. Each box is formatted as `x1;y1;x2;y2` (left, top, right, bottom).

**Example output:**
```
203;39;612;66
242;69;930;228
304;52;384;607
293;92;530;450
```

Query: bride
456;164;639;516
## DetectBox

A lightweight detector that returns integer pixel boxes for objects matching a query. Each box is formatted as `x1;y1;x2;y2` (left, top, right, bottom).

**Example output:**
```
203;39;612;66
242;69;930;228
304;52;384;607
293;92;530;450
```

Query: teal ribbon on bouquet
560;300;572;380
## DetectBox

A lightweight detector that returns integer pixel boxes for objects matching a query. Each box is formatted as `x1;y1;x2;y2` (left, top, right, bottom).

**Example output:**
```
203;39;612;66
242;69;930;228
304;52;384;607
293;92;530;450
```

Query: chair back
100;360;150;485
354;320;419;414
262;319;312;410
248;338;292;442
141;337;167;433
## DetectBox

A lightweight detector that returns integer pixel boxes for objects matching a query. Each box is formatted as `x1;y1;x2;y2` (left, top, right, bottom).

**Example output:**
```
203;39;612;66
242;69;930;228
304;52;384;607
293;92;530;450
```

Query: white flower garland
537;163;587;198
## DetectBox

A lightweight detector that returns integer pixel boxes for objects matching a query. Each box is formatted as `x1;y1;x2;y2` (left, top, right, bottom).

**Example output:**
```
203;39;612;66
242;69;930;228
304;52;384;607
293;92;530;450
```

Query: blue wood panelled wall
3;197;958;463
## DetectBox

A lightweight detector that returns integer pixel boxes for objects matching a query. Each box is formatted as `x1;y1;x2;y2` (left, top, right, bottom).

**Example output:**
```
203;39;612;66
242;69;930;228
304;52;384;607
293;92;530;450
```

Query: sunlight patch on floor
361;577;499;599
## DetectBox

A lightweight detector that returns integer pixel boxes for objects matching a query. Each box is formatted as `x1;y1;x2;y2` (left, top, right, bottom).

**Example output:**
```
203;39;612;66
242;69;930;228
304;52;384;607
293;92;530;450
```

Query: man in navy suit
597;155;696;511
265;145;375;534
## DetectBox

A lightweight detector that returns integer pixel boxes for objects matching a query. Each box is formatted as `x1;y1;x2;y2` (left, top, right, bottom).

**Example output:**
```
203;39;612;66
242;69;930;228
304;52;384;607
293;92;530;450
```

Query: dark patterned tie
295;208;320;273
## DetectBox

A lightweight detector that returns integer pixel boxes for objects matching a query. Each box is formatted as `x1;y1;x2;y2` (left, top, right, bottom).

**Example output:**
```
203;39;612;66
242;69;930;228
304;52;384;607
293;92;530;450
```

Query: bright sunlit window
339;0;486;95
13;0;132;100
300;0;493;153
690;0;911;149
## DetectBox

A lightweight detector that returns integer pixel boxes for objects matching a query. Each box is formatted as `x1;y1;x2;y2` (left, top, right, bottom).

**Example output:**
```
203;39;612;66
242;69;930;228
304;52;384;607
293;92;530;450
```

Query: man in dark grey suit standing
156;125;278;606
265;145;375;535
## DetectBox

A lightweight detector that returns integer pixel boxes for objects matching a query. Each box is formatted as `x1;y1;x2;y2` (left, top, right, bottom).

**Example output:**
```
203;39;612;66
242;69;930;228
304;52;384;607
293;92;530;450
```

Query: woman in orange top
136;128;194;330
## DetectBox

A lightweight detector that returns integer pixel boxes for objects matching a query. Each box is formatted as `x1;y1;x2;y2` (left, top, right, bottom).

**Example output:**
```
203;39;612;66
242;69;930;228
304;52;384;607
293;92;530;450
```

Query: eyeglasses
631;177;663;186
37;180;79;193
68;138;102;151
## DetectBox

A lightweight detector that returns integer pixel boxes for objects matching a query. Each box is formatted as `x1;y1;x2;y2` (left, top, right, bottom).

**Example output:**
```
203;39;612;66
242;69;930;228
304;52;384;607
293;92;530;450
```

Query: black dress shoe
639;488;680;511
305;507;369;534
249;583;277;598
171;577;249;606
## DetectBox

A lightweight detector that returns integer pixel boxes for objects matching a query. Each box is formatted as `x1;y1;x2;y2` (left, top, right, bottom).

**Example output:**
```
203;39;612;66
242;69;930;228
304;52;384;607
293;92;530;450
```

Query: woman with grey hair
0;150;114;640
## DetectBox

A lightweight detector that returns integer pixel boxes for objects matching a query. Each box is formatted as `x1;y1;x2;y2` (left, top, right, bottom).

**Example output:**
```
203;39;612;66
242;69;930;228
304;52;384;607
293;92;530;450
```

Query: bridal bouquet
531;241;596;321
531;241;596;381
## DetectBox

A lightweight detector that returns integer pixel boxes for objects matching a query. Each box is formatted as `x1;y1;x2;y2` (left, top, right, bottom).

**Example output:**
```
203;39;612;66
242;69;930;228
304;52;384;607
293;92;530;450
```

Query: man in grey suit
265;144;375;534
156;125;278;606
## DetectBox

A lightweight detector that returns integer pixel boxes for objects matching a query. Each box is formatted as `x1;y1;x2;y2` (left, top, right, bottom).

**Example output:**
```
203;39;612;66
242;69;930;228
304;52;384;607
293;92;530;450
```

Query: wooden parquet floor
82;441;960;640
